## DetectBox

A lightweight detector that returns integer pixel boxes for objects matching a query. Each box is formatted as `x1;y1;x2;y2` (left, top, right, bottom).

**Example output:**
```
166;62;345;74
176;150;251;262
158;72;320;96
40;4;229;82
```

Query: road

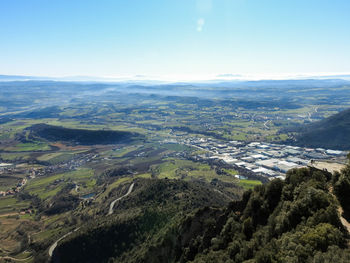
48;182;135;257
74;181;79;193
108;182;134;215
329;187;350;241
306;107;318;122
263;120;271;129
0;256;33;262
338;204;350;235
307;112;312;122
48;227;80;257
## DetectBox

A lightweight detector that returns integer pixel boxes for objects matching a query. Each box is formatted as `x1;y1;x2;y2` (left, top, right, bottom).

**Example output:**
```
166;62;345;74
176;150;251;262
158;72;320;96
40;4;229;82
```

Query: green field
0;196;30;214
0;152;31;161
7;142;51;152
37;152;75;164
238;179;262;189
25;168;95;199
151;159;239;184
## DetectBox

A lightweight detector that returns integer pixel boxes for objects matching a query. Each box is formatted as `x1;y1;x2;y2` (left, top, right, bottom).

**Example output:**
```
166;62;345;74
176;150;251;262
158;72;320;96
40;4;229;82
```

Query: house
241;156;255;163
252;167;276;176
256;159;279;170
236;161;249;167
274;161;300;173
326;149;344;156
251;154;268;160
287;157;308;165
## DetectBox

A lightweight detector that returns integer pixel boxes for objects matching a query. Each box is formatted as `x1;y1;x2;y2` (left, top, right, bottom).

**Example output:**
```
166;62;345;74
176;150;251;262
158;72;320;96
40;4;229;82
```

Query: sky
0;0;349;80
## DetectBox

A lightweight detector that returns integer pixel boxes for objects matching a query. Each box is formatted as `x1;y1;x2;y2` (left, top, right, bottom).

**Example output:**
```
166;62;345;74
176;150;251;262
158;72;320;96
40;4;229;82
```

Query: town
169;135;346;180
1;133;347;199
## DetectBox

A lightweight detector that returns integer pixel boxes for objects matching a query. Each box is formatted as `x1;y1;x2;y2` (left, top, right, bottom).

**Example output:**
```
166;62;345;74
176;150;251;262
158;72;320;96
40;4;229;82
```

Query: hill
26;124;142;145
51;163;350;263
49;178;238;263
294;108;350;150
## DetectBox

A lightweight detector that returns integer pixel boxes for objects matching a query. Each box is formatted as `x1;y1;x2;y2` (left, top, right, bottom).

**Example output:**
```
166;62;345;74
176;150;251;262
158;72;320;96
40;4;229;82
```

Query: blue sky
0;0;349;80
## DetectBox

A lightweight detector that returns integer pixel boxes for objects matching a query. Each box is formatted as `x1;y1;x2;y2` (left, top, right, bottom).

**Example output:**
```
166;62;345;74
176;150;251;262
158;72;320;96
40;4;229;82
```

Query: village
0;153;98;197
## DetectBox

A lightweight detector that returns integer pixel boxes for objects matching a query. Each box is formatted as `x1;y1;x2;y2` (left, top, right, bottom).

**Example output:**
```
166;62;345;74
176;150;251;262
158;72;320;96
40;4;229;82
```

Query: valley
2;0;350;261
0;79;349;262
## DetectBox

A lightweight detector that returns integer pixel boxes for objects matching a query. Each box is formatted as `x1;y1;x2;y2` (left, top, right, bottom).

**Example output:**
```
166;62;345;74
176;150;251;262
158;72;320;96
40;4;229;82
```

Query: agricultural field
0;79;349;261
238;179;263;190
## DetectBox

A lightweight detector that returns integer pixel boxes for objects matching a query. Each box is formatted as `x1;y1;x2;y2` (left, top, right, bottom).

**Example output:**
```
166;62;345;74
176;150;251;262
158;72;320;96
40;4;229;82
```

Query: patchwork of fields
0;80;349;261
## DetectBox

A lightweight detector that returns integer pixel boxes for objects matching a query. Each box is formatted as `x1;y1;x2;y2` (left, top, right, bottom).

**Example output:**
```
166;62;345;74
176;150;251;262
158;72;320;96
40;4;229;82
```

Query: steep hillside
51;163;350;263
294;108;350;150
146;167;350;263
49;178;239;263
26;124;142;145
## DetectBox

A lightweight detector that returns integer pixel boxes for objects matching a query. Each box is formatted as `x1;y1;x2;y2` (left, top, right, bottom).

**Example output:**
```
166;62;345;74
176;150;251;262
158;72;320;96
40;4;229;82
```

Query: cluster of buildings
0;166;38;197
0;177;28;196
0;153;98;197
0;162;15;172
176;137;346;180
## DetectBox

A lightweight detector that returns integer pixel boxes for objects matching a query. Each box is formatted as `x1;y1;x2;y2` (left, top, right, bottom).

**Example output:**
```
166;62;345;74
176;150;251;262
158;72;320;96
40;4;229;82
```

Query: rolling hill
294;108;350;150
50;178;238;263
27;124;142;145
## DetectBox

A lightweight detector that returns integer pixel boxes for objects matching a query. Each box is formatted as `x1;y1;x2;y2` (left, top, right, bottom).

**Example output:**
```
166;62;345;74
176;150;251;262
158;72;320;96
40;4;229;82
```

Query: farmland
0;79;349;261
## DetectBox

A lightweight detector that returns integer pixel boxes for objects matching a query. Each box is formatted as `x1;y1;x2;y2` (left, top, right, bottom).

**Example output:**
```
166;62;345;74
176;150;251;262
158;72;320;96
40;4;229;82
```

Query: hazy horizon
1;72;350;83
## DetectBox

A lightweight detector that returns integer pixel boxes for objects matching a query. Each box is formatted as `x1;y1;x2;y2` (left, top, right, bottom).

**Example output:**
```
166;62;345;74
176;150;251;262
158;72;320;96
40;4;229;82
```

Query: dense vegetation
50;178;237;263
333;154;350;220
294;108;350;150
140;167;349;263
52;162;350;263
27;124;141;145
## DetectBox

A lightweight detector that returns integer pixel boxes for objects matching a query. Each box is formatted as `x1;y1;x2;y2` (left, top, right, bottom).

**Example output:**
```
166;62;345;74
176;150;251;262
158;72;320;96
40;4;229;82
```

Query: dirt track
309;161;345;174
329;187;350;235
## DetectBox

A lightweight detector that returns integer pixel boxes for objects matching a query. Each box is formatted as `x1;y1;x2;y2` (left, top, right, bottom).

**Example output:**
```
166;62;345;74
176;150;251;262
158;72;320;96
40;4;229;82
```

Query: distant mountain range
294;108;350;150
0;74;169;84
1;74;350;84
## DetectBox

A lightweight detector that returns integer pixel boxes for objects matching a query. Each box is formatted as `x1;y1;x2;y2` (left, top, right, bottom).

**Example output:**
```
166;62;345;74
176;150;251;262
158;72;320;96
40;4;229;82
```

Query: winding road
263;120;271;129
108;182;134;215
48;182;135;258
48;228;80;257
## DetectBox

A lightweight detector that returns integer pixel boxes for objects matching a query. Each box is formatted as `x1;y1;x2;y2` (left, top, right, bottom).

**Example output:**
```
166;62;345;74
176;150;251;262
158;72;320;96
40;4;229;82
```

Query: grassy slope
295;108;350;150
